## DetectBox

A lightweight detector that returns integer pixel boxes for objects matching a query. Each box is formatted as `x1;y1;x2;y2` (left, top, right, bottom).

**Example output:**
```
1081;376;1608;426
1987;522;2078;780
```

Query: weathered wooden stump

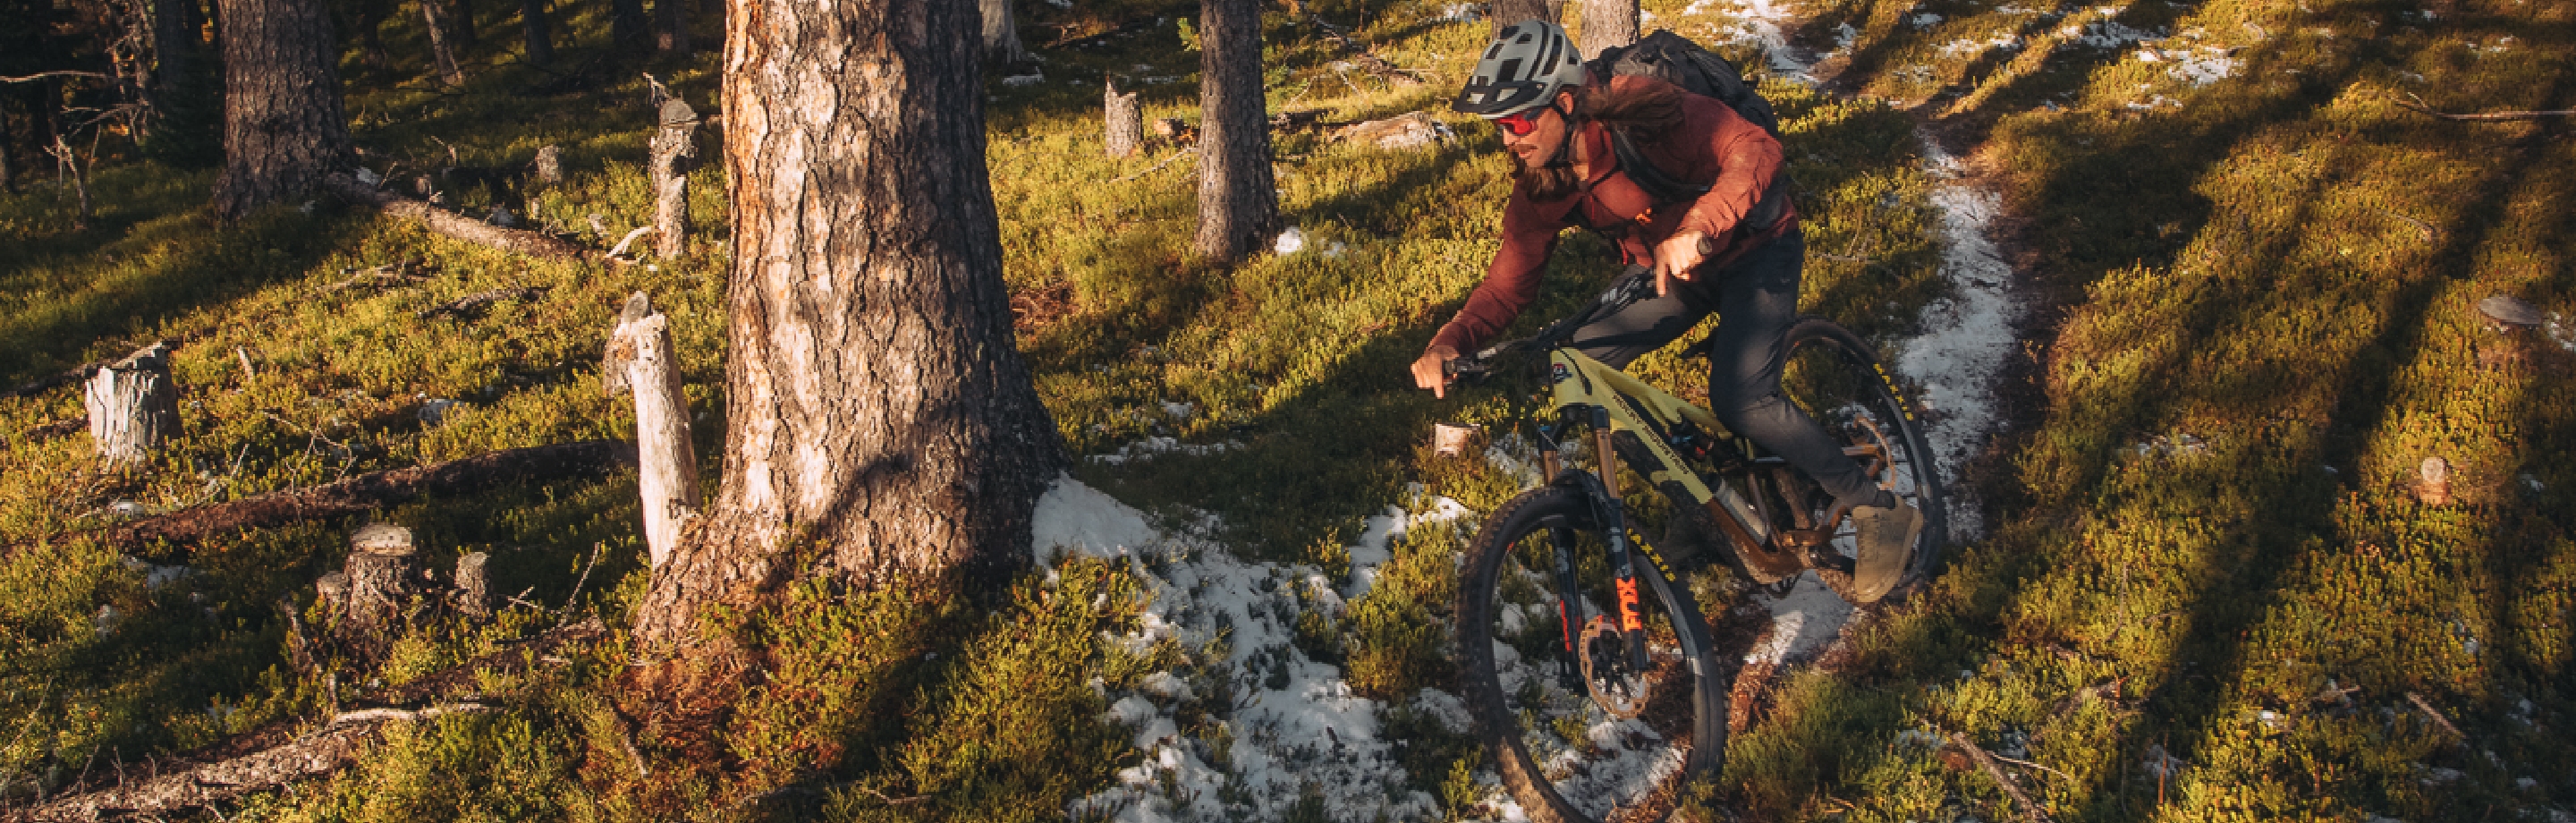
1105;80;1144;158
339;524;421;644
83;342;180;467
533;145;564;187
453;551;491;617
605;293;701;567
648;99;699;259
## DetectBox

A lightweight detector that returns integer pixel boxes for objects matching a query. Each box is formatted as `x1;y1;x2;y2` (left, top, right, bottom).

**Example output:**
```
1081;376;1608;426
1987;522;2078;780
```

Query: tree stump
532;145;564;187
453;551;491;617
339;524;421;645
83;342;180;467
648;99;699;259
1105;80;1144;158
605;293;700;568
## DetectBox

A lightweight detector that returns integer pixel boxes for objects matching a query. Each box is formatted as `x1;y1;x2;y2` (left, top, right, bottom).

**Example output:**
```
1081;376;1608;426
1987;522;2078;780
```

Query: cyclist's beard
1510;148;1581;201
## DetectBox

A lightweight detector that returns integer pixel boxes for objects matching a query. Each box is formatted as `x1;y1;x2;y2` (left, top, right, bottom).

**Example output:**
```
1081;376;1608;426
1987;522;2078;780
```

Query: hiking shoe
1849;499;1923;603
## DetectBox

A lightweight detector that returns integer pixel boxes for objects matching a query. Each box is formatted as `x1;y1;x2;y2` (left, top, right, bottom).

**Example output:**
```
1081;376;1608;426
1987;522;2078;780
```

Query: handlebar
1443;263;1659;378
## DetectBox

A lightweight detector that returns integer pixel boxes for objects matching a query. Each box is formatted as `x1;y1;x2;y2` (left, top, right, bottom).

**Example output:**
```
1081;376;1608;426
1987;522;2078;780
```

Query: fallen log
101;440;637;551
4;705;493;822
321;174;595;262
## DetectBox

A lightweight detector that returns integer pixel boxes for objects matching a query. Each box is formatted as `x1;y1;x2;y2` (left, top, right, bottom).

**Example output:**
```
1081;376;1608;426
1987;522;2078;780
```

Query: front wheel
1455;485;1729;823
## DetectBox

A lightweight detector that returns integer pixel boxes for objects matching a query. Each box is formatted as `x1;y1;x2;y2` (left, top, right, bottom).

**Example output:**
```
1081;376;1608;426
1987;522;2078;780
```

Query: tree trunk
655;0;689;55
1191;0;1277;260
210;0;349;219
1488;0;1564;36
611;0;648;49
82;343;180;467
352;0;394;71
605;293;700;568
520;0;551;64
979;0;1025;64
647;99;697;258
149;0;197;127
419;0;467;86
1575;0;1636;58
630;0;1062;650
1104;79;1141;157
453;550;491;617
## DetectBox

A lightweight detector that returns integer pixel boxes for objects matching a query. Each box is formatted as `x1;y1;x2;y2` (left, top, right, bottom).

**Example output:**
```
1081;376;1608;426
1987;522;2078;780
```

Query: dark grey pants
1566;228;1880;506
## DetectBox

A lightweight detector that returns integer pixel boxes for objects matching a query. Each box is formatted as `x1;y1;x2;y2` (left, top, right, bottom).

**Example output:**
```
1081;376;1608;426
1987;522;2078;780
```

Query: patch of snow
1435;2;1481;22
1002;72;1046;87
1275;226;1307;255
1342;496;1472;600
2167;49;2238;85
1045;477;1447;822
1159;401;1196;420
1911;12;1945;28
1893;144;2022;540
1744;573;1853;665
1940;34;2025;56
2068;20;2160;48
1089;437;1243;466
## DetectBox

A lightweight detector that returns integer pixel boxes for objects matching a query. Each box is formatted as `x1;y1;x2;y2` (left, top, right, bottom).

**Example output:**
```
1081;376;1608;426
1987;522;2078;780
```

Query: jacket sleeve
1676;109;1784;241
1431;188;1563;354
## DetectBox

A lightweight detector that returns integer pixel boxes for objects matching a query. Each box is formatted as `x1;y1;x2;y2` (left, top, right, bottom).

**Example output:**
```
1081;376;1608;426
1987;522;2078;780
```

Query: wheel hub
1576;616;1652;719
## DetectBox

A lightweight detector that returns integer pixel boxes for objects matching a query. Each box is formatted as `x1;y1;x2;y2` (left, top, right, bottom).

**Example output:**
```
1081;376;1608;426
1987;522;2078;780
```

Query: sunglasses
1493;106;1548;137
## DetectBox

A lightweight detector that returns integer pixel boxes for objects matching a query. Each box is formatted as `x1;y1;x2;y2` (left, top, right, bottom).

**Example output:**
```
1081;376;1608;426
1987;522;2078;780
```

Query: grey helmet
1453;21;1586;117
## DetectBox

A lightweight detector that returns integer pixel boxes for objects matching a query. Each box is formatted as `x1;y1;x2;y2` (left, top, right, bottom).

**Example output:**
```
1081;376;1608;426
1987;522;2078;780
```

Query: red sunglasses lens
1496;111;1538;136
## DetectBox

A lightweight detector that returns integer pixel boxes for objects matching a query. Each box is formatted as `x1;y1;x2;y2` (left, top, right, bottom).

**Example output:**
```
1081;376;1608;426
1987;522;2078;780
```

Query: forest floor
1;0;2572;818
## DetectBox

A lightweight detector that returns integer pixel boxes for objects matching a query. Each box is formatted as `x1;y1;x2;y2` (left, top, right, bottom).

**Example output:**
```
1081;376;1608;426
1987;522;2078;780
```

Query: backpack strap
1607;126;1792;236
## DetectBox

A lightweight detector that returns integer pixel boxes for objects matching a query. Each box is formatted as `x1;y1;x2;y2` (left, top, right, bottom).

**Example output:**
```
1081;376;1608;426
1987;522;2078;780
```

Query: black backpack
1587;30;1790;229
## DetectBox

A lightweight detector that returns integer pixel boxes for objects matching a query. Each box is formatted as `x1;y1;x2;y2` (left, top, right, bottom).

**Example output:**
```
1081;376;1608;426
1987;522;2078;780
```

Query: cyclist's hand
1655;230;1710;296
1412;345;1460;399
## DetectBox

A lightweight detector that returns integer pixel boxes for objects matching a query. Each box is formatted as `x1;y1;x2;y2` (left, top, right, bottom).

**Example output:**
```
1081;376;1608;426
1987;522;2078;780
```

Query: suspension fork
1581;405;1653;673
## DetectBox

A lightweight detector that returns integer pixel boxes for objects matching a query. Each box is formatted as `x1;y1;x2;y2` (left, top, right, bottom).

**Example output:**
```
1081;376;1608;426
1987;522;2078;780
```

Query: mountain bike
1443;265;1946;822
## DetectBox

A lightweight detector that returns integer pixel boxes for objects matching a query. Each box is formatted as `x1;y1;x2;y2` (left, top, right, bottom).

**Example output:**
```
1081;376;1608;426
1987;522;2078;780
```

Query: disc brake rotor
1576;616;1652;719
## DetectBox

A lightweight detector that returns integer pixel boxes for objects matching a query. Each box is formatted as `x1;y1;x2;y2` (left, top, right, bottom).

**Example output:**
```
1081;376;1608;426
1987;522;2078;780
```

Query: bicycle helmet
1453;21;1586;118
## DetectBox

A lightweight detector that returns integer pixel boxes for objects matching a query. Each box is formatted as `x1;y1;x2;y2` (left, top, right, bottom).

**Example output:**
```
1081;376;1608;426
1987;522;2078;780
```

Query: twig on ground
2408;691;2468;744
1115;146;1196;182
557;542;606;625
1949;731;2056;823
326;703;491;726
605;226;654;259
417;286;548;320
2397;93;2576;122
1990;752;2076;782
0;71;114;83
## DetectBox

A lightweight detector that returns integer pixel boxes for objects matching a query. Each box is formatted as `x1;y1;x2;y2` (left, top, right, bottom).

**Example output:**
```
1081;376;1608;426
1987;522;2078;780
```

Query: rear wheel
1773;318;1948;600
1455;484;1730;823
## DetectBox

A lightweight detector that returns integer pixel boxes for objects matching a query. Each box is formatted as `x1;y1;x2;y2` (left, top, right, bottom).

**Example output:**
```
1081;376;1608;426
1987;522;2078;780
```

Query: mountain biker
1413;21;1920;603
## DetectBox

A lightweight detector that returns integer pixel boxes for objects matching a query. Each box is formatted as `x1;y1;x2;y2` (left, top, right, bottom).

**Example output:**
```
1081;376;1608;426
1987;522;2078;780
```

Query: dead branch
417;286;549;320
89;440;636;551
1309;18;1428;85
320;260;433;293
1114;146;1196;182
2397;93;2576;122
0;71;114;83
1949;732;2055;823
2407;691;2469;745
320;174;594;262
4;704;491;822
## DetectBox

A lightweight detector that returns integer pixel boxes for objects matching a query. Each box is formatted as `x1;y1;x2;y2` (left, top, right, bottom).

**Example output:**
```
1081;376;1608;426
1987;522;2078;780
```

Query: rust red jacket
1430;75;1796;355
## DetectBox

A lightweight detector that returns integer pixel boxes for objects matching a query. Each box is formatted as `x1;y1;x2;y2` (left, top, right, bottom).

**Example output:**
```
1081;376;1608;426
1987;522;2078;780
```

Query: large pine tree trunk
1191;0;1277;260
520;0;552;64
1488;0;1564;36
1576;0;1636;57
630;0;1062;650
979;0;1025;64
211;0;352;221
654;0;689;55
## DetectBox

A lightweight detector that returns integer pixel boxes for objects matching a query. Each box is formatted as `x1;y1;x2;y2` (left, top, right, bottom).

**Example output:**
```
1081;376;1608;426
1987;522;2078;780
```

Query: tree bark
1191;0;1278;260
1488;0;1564;36
210;0;352;221
655;0;690;55
336;523;420;646
611;0;648;49
630;0;1062;650
979;0;1025;64
149;0;198;125
520;0;551;64
605;293;700;568
1575;0;1636;58
419;0;467;86
646;99;697;258
1104;79;1141;157
82;343;180;467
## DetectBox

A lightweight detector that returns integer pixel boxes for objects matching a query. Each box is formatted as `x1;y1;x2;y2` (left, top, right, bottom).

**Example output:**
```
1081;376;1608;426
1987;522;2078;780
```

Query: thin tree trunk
419;0;466;86
605;293;700;568
150;0;198;132
1104;79;1141;157
655;0;689;55
980;0;1025;64
1576;0;1636;57
352;0;394;71
1488;0;1564;36
210;0;348;225
631;0;1062;650
646;99;697;258
520;0;550;64
1191;0;1278;260
611;0;648;49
